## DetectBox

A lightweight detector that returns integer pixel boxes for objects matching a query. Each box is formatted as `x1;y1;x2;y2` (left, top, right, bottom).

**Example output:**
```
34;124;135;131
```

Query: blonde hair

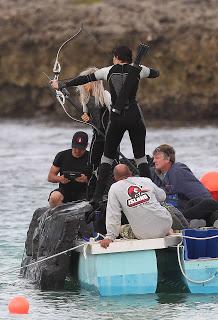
76;67;105;110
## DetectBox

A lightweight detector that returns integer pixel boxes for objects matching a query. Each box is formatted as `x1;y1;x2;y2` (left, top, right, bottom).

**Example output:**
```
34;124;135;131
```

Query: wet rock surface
21;201;93;290
1;0;218;121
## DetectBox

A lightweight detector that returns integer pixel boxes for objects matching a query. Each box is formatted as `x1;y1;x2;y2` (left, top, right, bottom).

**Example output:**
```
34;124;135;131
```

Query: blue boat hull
182;229;218;293
76;232;218;296
77;237;188;296
183;255;218;293
79;250;158;296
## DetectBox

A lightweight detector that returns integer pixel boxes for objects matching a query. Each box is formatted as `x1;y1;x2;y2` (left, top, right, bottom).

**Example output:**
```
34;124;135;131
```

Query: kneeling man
100;164;172;248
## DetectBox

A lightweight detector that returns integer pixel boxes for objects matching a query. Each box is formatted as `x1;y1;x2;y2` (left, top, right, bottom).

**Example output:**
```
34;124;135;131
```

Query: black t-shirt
53;149;90;194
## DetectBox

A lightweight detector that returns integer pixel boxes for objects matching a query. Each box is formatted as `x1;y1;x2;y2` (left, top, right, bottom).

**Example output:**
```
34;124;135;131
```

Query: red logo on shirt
127;185;150;207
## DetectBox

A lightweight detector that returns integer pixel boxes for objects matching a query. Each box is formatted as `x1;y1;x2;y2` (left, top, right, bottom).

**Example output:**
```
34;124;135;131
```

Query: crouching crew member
48;131;90;207
100;164;173;248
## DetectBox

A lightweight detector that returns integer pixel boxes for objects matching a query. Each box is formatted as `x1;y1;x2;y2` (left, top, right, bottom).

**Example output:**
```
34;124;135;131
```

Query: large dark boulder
21;201;93;290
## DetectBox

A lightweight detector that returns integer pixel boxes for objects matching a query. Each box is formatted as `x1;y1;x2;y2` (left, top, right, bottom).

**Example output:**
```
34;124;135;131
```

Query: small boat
76;235;184;296
75;229;218;296
21;202;218;296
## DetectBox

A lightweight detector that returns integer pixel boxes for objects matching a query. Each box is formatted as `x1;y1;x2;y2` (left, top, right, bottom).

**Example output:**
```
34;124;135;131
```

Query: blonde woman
76;67;111;197
51;46;159;206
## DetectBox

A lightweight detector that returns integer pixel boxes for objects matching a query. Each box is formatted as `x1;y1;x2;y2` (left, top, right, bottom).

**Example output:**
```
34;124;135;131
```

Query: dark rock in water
21;201;93;290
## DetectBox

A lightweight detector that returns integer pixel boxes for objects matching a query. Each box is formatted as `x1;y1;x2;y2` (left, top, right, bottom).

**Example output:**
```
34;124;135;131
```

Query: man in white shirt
100;164;173;248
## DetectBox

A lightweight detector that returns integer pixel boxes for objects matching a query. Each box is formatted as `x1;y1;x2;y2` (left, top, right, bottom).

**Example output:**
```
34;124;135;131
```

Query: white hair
76;67;105;110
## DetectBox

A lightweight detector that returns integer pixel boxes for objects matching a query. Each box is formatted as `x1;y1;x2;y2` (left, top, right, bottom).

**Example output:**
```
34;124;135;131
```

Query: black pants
87;132;105;200
183;198;218;226
89;131;105;171
92;104;149;202
104;104;146;160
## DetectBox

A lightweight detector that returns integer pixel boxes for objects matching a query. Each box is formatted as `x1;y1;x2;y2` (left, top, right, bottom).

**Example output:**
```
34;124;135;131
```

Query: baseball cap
72;131;88;149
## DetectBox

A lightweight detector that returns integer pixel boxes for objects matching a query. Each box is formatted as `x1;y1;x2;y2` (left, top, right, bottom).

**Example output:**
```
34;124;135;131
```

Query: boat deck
76;234;182;255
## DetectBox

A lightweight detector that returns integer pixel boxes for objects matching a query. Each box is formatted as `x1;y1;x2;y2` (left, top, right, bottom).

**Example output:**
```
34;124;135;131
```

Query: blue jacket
150;162;211;211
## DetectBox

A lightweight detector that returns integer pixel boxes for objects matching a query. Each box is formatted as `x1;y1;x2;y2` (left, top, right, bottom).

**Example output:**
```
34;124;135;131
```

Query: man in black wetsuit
48;131;90;207
51;45;159;204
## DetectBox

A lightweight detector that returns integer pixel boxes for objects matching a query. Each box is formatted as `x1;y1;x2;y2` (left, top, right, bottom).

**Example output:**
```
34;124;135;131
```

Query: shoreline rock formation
1;0;218;121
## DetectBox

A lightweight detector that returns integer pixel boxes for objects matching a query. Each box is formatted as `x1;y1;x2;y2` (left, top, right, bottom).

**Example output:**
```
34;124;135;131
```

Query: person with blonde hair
51;45;159;206
76;67;111;197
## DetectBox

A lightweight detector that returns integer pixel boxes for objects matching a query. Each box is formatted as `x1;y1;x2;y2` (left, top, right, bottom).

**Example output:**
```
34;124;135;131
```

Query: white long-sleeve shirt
94;64;151;81
106;177;172;240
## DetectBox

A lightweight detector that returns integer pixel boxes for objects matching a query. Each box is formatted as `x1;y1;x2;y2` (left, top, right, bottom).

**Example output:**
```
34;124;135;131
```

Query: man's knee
49;191;64;207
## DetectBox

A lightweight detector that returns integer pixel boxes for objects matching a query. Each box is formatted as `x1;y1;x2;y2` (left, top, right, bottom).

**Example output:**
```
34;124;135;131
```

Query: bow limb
53;24;83;80
55;89;96;129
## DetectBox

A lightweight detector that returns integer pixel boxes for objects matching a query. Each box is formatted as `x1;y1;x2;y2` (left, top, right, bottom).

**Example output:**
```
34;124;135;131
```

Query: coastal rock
21;201;93;290
1;0;218;121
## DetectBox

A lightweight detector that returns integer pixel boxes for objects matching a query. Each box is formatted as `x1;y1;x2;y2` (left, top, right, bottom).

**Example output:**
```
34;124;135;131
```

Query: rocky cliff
1;0;218;121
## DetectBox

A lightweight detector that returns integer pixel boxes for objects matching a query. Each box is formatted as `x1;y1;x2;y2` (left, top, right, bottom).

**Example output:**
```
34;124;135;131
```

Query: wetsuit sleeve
94;66;112;81
53;151;63;167
103;90;112;110
140;65;160;79
105;185;122;240
59;73;97;89
148;68;160;78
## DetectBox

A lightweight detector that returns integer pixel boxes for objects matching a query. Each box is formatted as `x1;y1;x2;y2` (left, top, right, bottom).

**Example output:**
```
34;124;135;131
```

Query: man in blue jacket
150;144;218;227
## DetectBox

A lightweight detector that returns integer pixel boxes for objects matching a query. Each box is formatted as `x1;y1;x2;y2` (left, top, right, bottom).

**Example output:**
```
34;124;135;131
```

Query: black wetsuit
86;96;109;171
85;96;109;199
60;63;159;201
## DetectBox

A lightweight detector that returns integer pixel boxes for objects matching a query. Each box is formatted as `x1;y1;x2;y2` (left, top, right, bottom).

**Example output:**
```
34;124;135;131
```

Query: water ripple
0;120;218;319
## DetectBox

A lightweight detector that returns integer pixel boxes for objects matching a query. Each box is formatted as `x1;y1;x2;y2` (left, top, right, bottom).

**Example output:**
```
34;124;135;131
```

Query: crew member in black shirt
48;131;90;207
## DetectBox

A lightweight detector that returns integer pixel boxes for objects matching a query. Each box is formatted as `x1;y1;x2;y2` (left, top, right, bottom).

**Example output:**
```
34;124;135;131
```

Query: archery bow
47;26;139;174
52;24;84;119
49;24;111;131
53;24;83;80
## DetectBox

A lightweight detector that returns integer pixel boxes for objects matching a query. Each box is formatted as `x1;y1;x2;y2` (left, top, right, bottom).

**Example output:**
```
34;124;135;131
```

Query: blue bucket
183;229;218;260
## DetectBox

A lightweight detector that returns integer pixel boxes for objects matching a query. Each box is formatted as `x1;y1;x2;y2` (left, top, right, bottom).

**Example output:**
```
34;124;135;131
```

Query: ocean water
0;119;218;319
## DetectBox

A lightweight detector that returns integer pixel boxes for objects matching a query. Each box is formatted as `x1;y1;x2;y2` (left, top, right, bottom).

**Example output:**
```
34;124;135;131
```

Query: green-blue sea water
0;120;218;319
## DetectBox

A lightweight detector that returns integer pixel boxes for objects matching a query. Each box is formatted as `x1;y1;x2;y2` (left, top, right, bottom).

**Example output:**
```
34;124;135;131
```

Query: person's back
97;63;151;107
50;45;159;205
107;176;172;239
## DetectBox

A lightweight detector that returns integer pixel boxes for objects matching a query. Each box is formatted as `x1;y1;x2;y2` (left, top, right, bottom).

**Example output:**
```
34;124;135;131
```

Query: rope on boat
176;234;218;284
0;233;104;277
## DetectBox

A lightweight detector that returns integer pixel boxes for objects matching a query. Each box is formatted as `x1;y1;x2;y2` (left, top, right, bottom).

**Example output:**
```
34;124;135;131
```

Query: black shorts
48;188;86;203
